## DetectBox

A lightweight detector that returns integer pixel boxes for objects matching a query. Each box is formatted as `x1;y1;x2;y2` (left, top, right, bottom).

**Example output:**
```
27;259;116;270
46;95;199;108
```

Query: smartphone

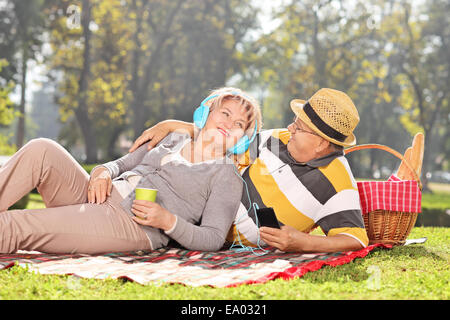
256;207;281;229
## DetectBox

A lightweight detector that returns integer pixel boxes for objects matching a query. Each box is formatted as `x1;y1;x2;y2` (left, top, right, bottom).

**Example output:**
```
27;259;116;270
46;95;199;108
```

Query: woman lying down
0;87;262;254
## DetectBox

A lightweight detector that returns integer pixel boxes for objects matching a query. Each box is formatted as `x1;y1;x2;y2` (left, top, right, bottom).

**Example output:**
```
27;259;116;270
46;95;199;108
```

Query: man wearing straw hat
130;88;369;253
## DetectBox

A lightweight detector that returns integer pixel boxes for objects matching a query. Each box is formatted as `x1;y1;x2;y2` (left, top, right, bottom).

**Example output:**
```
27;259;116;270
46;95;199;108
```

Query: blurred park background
0;0;449;194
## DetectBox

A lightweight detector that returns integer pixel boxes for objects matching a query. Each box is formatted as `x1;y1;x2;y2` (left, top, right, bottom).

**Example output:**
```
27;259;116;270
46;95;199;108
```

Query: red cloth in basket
357;174;421;215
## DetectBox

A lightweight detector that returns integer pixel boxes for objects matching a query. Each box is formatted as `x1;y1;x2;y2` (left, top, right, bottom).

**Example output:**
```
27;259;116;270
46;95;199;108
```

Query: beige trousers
0;138;151;254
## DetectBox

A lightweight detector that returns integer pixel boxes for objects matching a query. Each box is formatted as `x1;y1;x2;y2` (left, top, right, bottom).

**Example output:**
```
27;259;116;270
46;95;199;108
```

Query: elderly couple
0;87;368;255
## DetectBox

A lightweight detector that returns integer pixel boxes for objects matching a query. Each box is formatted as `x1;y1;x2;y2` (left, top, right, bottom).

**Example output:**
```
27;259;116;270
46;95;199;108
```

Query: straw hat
290;88;360;147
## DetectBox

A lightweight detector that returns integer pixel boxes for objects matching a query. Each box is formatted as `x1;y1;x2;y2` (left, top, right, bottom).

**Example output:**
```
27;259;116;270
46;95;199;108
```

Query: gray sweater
100;132;243;251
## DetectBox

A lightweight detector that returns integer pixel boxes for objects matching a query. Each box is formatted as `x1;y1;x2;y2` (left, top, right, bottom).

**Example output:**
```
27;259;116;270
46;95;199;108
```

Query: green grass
0;227;448;300
422;192;450;211
423;183;450;211
3;184;448;300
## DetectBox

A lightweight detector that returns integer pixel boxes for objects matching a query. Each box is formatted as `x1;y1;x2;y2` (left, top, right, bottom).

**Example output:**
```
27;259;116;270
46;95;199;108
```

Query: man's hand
131;199;176;231
87;167;112;204
260;225;364;253
129;120;194;153
260;225;307;252
129;122;171;153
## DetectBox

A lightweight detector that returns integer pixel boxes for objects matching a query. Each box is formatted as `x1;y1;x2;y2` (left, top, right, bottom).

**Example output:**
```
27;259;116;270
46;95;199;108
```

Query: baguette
411;132;424;177
397;147;413;180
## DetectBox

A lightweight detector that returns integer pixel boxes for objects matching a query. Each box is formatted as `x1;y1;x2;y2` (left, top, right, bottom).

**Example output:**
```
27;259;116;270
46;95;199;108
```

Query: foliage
42;0;259;162
387;0;450;185
0;61;14;124
0;0;448;177
0;59;15;154
237;0;449;181
0;0;48;148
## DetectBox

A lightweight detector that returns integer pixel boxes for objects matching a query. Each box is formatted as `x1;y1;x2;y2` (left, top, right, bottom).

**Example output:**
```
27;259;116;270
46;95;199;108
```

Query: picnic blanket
0;244;388;288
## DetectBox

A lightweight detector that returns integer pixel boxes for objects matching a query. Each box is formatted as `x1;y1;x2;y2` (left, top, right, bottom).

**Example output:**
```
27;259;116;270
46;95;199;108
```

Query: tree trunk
106;125;125;160
312;9;327;89
130;0;183;139
16;45;27;149
130;34;167;139
76;0;97;163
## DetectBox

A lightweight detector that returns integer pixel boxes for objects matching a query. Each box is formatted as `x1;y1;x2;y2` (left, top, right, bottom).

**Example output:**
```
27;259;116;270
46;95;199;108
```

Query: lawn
1;186;448;300
0;227;448;300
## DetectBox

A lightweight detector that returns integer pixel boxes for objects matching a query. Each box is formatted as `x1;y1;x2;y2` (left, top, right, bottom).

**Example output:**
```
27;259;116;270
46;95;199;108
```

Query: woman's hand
131;199;176;231
87;167;112;204
129;121;172;153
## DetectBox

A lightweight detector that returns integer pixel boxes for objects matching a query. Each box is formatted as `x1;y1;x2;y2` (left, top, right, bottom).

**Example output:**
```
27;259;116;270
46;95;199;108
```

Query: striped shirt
227;129;369;248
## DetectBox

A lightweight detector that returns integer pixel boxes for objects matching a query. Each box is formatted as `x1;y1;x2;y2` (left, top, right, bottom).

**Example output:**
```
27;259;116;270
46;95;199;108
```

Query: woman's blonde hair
203;87;263;139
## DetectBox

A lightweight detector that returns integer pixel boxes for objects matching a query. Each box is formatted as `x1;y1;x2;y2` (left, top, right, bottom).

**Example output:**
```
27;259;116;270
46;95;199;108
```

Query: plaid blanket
0;244;387;287
357;174;421;215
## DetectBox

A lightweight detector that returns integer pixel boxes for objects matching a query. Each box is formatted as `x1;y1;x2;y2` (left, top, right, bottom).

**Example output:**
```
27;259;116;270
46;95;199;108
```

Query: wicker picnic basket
345;143;423;246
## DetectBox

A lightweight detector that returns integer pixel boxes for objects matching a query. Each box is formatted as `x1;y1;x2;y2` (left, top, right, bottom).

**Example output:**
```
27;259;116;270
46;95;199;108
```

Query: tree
239;0;379;124
127;0;184;139
238;0;450;181
44;0;258;162
388;0;450;189
239;0;396;175
0;0;46;149
0;59;15;154
154;0;259;123
47;0;121;163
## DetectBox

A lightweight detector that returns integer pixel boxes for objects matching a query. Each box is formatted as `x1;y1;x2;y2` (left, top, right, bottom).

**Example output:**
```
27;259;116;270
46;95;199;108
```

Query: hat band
303;102;347;142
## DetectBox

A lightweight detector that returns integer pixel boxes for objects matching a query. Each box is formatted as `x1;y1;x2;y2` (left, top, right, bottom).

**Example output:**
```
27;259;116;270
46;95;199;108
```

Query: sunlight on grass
429;182;450;194
27;193;45;209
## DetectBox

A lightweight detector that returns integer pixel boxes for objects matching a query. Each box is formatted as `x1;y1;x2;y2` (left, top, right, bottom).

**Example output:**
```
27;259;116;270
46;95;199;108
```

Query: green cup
135;188;158;202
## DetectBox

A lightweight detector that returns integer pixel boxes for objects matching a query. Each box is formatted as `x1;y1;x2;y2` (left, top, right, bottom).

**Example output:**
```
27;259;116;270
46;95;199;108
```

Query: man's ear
315;138;330;154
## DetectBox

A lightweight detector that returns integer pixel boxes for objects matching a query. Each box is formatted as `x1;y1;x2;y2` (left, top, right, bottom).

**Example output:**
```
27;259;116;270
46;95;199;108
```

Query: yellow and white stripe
228;129;368;248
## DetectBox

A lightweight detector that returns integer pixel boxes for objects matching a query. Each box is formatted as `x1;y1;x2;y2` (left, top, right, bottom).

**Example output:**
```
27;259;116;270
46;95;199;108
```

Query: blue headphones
193;93;258;155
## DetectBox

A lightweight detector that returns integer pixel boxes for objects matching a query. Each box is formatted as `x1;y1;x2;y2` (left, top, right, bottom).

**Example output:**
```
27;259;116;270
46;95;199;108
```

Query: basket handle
344;144;422;190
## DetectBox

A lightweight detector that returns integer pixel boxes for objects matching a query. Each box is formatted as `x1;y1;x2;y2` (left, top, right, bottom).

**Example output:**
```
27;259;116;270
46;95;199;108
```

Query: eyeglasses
291;117;321;137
